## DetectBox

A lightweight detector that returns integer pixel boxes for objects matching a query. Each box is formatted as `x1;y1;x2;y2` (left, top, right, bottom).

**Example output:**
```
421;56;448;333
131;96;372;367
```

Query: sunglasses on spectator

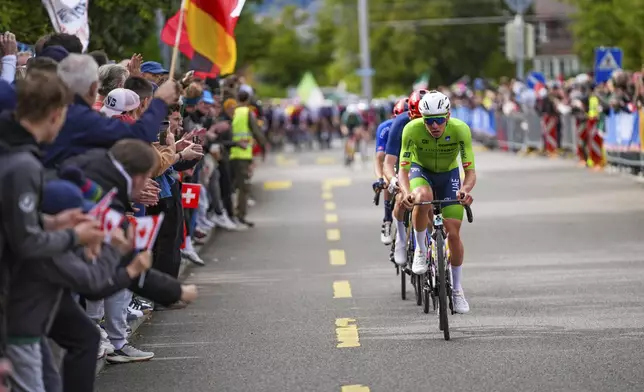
423;115;447;126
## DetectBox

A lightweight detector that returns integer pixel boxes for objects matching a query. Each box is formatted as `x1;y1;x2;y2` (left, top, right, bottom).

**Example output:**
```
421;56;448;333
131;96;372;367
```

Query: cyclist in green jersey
398;91;476;314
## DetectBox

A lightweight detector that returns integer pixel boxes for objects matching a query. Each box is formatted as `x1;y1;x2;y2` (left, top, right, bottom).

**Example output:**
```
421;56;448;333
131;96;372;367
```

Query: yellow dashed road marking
329;250;346;265
325;202;336;211
341;386;370;392
263;180;292;190
275;154;297;166
333;281;352;298
325;213;338;223
323;177;352;189
322;192;333;200
335;318;360;347
326;229;340;241
316;156;336;165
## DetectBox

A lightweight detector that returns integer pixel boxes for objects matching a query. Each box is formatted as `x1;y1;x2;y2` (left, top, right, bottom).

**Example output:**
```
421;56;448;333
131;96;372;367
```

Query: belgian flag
161;0;245;77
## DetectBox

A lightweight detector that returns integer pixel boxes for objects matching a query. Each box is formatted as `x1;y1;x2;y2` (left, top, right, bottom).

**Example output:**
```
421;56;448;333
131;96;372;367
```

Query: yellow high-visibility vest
230;106;253;160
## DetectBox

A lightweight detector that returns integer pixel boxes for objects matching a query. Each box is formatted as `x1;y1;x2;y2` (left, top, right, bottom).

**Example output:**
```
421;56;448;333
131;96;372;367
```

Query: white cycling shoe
393;238;407;266
380;221;395;245
452;290;470;314
411;247;429;274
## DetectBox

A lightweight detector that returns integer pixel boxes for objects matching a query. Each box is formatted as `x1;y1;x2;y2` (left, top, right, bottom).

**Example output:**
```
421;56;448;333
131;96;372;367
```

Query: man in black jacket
0;71;105;389
7;178;152;392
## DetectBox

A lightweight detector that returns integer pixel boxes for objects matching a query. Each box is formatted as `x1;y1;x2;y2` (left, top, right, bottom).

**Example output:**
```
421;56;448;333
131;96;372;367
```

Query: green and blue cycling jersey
398;117;475;220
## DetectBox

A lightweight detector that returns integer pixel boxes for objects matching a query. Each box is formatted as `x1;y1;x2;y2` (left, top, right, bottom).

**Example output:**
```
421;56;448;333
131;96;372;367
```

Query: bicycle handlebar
413;200;474;223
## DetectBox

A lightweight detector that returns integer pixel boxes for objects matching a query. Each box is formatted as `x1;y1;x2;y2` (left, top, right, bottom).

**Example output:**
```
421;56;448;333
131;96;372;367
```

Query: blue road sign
594;47;622;84
505;0;533;14
526;71;546;89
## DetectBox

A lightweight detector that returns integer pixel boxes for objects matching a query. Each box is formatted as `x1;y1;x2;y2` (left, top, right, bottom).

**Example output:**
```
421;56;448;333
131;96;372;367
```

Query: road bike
413;199;473;341
375;187;424;304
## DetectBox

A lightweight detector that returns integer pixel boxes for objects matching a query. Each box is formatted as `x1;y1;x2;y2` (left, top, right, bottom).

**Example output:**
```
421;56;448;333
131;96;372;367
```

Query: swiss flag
102;208;124;244
89;188;118;220
181;183;201;209
130;214;165;251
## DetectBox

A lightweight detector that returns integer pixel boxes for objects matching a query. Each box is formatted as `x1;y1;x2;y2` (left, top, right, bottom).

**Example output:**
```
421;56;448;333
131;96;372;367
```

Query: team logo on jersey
445;136;451;141
402;152;411;158
400;161;410;166
421;139;429;144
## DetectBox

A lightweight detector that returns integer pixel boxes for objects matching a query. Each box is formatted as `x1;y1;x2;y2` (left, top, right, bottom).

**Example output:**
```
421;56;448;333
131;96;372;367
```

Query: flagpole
169;0;188;80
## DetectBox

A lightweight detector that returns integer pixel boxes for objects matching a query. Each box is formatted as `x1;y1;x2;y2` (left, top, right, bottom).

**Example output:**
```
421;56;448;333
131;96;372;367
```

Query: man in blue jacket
42;54;180;168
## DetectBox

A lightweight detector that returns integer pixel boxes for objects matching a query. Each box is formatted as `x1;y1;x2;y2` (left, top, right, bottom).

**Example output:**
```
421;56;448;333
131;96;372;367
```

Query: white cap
239;84;254;96
100;88;141;118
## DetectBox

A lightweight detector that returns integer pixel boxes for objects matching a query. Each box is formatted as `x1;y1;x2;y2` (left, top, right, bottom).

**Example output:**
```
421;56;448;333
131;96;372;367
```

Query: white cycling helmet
419;90;451;116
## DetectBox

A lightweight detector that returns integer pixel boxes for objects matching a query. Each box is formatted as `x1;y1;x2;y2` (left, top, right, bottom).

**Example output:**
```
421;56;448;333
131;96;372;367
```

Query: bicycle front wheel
436;231;450;340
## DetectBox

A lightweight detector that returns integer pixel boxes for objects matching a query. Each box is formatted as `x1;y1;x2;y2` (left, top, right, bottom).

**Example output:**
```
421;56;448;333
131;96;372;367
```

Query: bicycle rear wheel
436;231;450;340
400;265;406;300
422;272;430;314
414;274;423;306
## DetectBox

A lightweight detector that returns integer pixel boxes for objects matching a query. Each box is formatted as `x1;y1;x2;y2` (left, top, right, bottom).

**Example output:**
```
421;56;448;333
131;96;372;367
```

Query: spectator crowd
0;29;267;392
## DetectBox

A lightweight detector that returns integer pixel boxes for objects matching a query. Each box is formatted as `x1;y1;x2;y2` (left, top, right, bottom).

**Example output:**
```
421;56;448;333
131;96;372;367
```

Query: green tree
254;5;313;89
568;0;644;69
235;5;273;69
0;0;51;44
311;0;513;96
0;0;170;59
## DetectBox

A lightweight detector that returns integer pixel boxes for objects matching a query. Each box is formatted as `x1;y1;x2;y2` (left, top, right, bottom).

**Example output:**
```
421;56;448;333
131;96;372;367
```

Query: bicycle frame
413;199;473;340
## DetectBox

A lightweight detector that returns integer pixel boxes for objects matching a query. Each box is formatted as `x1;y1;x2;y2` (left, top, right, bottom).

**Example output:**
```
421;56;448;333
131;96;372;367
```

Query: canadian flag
130;213;165;251
181;183;201;209
88;187;118;220
102;208;124;243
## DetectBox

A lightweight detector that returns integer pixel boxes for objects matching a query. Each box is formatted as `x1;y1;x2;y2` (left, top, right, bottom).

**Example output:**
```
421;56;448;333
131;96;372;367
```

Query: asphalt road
96;145;644;392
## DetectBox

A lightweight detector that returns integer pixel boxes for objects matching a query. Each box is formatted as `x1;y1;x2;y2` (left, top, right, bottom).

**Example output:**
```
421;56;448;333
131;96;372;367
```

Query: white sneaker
411;247;429;274
97;344;106;360
208;214;225;227
393;238;407;266
452;290;470;314
198;216;216;229
220;214;241;231
127;305;144;319
97;325;115;356
380;221;395;245
231;218;249;231
181;249;205;266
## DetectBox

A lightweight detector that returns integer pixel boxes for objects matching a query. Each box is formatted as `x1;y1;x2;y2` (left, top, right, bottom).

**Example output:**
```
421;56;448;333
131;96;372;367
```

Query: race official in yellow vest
588;95;599;119
230;90;267;228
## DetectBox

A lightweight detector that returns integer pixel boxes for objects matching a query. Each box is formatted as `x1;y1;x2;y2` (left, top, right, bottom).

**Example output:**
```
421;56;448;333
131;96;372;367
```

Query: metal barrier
450;105;644;174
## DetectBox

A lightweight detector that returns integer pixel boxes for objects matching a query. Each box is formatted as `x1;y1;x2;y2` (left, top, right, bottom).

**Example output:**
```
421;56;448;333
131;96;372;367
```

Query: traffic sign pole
357;0;373;100
515;14;525;81
505;0;533;81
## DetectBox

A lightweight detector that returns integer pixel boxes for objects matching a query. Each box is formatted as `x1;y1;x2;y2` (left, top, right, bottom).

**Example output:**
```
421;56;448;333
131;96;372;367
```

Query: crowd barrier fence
451;105;644;175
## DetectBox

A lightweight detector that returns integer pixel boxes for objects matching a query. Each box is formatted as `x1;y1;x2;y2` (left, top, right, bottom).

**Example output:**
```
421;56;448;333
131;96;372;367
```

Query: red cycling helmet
392;98;409;117
408;89;429;119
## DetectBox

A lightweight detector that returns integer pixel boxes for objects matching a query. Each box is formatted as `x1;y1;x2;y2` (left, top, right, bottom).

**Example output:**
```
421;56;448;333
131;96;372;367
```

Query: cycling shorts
409;163;463;220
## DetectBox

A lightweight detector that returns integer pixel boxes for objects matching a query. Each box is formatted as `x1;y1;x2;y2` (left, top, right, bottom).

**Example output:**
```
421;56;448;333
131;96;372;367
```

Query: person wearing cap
141;61;169;86
42;54;180;169
100;87;141;124
38;45;69;63
6;178;152;392
94;63;129;111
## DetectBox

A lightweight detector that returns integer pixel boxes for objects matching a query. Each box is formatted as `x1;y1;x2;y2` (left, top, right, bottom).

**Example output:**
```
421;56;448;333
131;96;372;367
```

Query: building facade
531;0;582;79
